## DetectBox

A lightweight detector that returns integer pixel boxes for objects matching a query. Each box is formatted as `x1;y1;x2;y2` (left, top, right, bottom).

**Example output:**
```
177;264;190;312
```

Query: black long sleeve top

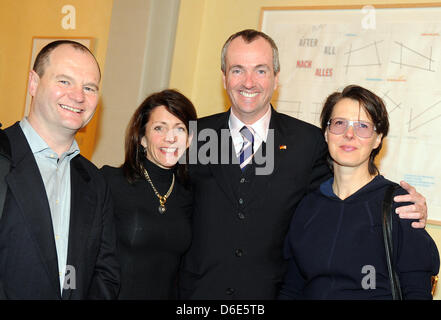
101;159;192;299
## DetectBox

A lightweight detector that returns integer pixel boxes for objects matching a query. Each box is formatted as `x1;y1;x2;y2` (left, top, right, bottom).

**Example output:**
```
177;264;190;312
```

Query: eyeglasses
327;118;376;138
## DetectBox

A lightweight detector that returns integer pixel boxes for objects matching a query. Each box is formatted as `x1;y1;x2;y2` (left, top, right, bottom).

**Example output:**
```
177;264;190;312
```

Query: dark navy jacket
179;108;331;299
0;123;120;299
279;175;439;300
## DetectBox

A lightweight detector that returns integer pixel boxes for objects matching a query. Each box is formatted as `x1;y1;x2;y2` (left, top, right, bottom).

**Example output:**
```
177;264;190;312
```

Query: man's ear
324;130;328;143
28;70;40;97
274;72;280;91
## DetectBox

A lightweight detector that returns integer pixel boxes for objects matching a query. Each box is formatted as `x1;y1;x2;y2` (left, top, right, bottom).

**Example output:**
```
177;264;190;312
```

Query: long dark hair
320;85;389;175
121;89;197;185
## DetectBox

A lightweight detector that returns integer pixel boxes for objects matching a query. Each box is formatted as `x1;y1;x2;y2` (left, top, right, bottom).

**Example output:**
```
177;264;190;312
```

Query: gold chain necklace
142;167;175;214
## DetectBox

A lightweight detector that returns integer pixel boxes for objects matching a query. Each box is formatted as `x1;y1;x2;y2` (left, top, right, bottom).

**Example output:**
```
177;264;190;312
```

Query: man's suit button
235;249;243;257
238;212;245;220
238;198;244;205
226;288;235;295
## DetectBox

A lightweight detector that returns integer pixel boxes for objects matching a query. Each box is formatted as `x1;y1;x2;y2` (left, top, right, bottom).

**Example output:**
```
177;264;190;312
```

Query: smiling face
141;106;190;169
222;36;279;124
325;98;382;173
27;44;100;138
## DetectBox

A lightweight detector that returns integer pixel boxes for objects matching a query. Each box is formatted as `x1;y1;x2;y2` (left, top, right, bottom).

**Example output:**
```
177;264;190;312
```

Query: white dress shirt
228;106;272;157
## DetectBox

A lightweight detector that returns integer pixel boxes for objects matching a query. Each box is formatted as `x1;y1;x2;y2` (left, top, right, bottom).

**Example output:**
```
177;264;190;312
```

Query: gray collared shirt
20;117;80;293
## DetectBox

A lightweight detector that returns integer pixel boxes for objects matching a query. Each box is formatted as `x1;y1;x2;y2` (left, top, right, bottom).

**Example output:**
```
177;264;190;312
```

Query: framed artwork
260;4;441;224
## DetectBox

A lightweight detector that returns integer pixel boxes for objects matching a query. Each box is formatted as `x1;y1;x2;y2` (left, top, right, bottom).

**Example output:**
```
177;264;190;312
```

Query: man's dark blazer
0;122;120;299
179;108;331;299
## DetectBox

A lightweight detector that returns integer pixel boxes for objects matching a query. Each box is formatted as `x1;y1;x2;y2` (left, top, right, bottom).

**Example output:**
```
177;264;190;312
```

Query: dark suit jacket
179;108;331;299
0;122;120;299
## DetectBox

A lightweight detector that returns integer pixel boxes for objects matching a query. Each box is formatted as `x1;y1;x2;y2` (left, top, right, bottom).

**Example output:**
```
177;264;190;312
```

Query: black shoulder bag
0;125;11;220
382;184;403;300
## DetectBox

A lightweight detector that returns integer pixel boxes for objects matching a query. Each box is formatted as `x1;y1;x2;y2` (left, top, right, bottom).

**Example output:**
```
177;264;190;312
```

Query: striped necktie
239;126;254;171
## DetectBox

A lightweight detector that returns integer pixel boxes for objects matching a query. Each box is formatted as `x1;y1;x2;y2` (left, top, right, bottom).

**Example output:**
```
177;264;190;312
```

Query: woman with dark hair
101;89;197;299
279;85;439;299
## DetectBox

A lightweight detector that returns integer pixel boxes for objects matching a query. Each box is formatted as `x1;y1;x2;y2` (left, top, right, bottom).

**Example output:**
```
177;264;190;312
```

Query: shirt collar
19;117;80;158
228;106;272;142
320;177;337;198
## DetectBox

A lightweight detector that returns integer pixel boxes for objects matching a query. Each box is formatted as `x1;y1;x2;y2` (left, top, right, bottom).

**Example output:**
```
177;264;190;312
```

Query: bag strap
382;183;403;300
0;127;11;220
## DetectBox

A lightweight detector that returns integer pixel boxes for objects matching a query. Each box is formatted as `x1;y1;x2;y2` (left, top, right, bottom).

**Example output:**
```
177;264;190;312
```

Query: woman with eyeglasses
279;85;439;299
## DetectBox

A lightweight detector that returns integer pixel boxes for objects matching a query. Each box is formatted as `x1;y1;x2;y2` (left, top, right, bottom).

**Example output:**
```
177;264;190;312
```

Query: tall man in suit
179;29;428;299
0;40;120;299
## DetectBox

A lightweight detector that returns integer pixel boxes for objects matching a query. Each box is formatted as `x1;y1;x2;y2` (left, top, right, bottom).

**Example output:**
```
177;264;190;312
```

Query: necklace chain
142;166;175;214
